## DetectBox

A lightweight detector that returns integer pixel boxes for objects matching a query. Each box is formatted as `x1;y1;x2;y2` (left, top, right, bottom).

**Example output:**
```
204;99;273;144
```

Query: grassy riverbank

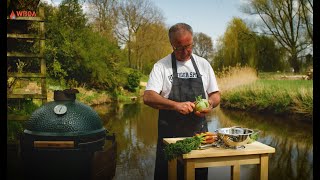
220;78;313;121
46;81;146;105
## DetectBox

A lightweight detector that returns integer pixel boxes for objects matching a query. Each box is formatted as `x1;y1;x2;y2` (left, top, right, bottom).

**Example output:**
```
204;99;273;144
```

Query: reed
289;88;313;118
216;64;258;92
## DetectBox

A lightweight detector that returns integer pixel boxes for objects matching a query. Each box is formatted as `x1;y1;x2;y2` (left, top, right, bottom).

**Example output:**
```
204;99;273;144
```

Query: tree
132;22;171;73
86;0;118;42
51;0;89;82
255;35;285;71
42;1;126;90
115;0;163;68
221;18;256;67
300;0;313;43
212;17;285;72
74;29;126;90
58;0;87;31
241;0;312;73
193;32;213;60
211;36;225;71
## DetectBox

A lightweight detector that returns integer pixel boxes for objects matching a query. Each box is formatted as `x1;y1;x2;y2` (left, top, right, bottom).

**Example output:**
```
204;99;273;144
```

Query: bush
125;70;141;92
7;99;40;116
8;121;25;143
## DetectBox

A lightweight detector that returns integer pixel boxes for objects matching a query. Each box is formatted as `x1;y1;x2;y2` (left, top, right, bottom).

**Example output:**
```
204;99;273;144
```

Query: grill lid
24;89;105;137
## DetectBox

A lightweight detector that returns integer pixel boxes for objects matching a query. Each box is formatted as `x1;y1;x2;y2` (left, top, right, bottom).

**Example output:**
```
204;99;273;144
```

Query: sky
150;0;249;44
44;0;250;45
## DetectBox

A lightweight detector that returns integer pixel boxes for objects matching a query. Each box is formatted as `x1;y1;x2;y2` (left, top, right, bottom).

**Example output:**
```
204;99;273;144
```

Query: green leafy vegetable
164;136;202;161
164;132;217;160
195;95;209;111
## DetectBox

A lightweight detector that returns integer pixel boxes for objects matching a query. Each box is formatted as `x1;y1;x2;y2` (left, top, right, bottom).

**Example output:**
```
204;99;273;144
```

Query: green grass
221;79;313;120
140;74;149;82
7;99;40;116
7;121;25;144
258;72;286;79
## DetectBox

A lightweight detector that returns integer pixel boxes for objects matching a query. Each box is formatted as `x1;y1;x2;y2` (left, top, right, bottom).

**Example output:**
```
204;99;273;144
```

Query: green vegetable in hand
195;95;209;111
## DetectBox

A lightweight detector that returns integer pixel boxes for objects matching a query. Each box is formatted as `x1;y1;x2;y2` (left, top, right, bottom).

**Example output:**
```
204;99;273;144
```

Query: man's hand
194;91;220;117
194;108;211;117
194;98;213;117
175;101;195;115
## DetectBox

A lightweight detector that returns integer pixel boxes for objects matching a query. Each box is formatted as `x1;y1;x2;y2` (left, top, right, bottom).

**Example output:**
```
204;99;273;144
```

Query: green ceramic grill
21;89;106;151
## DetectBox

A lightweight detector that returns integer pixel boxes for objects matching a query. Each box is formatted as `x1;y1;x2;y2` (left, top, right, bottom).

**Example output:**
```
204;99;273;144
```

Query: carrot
205;132;216;136
205;136;214;140
194;132;219;145
205;138;215;144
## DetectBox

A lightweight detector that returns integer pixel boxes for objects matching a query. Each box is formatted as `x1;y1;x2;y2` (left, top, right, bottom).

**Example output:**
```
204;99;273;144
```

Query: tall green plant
125;70;141;92
52;59;67;85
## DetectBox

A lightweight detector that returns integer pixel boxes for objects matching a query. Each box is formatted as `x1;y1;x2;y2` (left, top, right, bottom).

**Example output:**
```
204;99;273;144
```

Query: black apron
154;53;208;180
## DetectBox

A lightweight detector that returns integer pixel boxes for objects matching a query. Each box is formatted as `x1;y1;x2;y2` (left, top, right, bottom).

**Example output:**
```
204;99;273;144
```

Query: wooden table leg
168;159;177;180
231;164;240;180
184;160;195;180
259;154;269;180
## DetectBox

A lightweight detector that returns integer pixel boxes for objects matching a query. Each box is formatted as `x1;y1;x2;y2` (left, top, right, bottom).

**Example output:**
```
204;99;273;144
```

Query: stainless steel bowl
216;127;254;147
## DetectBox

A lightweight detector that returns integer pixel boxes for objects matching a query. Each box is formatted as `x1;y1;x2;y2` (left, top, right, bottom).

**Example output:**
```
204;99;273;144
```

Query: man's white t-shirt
146;53;219;99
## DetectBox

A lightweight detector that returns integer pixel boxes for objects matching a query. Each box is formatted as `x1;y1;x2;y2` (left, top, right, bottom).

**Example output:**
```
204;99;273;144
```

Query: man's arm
143;90;195;115
208;91;221;109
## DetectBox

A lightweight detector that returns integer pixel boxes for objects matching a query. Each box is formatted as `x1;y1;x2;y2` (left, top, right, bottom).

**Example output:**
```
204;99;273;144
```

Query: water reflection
94;103;158;179
93;102;313;180
91;134;117;180
206;107;313;180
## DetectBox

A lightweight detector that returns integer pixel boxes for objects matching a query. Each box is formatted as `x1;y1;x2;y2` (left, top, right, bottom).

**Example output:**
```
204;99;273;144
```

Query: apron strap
171;53;182;101
171;53;206;99
190;55;206;99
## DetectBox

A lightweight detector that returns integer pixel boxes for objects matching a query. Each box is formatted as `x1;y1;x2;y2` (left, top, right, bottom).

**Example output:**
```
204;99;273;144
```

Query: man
143;23;220;180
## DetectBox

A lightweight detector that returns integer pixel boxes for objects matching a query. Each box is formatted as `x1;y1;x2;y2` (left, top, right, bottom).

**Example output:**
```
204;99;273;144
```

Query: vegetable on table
194;95;210;112
247;131;260;144
164;132;218;160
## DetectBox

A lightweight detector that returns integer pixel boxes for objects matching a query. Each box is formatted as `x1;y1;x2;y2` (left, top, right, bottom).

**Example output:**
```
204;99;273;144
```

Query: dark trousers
154;139;208;180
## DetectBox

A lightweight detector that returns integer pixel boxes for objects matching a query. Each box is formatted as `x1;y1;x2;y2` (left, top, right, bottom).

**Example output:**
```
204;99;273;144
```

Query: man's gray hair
168;23;193;41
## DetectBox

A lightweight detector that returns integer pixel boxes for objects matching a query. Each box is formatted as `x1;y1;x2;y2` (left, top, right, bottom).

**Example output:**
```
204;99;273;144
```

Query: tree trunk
289;55;300;73
128;46;132;68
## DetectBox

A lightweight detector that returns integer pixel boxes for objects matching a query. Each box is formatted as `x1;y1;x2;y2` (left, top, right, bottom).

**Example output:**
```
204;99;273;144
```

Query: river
7;101;313;180
93;101;313;180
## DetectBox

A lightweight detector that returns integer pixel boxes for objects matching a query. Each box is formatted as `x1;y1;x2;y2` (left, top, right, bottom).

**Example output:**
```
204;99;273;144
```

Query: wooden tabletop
163;138;275;159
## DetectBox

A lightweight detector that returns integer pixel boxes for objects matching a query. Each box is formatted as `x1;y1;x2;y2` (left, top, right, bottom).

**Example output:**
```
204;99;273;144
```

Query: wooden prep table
163;138;275;180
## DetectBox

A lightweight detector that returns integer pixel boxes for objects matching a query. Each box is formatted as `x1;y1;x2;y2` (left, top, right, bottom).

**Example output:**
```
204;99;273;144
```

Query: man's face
171;31;193;61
